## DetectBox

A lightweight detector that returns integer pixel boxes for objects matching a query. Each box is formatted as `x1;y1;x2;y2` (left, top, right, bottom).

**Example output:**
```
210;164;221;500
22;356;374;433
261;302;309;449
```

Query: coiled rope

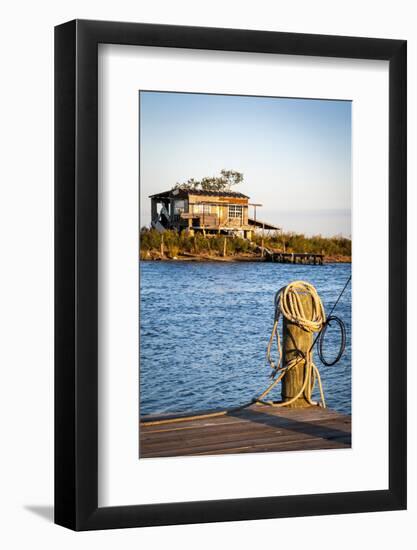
142;278;350;426
257;281;327;408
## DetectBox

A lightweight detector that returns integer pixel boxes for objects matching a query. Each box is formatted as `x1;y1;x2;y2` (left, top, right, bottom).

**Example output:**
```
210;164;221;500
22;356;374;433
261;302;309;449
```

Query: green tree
174;169;244;192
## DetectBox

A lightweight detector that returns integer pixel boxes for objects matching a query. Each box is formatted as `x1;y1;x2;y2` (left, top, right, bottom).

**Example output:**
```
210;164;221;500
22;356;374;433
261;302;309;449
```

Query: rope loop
317;315;346;366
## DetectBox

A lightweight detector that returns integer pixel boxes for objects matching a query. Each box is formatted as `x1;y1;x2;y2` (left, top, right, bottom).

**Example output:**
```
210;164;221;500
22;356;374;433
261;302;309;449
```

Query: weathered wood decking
140;404;351;458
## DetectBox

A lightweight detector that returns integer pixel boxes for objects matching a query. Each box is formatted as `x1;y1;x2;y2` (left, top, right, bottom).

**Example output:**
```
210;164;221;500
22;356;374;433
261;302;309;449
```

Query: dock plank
140;404;351;458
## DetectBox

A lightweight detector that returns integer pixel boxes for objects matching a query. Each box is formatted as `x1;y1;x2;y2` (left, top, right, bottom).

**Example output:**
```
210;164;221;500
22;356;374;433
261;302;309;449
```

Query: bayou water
140;261;351;416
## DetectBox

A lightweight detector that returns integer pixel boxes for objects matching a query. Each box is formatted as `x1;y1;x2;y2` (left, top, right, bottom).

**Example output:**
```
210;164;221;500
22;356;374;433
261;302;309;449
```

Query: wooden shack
150;188;279;238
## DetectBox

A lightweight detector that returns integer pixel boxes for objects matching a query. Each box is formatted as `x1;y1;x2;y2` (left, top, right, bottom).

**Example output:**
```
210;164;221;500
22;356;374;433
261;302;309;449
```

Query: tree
174;169;244;192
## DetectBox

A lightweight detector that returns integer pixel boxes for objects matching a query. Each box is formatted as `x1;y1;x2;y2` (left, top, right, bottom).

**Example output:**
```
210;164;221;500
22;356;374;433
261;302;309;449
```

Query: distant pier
267;252;324;265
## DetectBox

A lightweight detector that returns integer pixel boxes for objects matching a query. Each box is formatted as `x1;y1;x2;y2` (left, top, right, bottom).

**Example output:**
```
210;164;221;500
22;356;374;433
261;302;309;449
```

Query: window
228;205;243;218
174;199;187;214
193;204;211;214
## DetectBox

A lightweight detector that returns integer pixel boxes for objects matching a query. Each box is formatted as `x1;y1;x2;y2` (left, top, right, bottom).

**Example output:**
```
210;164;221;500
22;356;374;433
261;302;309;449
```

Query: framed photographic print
55;20;406;530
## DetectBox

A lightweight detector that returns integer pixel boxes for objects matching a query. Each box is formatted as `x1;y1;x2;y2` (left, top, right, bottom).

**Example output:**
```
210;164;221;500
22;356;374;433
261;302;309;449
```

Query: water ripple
140;262;352;415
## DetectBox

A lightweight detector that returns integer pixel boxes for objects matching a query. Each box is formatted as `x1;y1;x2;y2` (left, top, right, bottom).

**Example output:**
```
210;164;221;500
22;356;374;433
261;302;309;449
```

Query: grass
140;228;351;259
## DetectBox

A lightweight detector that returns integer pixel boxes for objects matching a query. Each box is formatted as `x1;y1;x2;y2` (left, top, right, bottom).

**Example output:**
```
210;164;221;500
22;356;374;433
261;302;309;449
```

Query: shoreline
140;252;352;264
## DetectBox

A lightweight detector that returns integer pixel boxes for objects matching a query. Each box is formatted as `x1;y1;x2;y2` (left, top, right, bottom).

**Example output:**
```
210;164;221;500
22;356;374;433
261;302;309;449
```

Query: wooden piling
281;291;313;408
160;234;165;257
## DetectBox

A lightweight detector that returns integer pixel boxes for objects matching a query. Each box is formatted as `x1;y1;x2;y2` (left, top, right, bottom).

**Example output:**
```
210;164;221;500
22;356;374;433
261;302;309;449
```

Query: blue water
139;261;351;416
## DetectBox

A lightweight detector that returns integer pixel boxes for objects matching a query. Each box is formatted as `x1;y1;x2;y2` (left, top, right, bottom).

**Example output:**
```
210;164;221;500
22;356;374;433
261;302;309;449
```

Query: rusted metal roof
248;217;281;230
150;189;249;199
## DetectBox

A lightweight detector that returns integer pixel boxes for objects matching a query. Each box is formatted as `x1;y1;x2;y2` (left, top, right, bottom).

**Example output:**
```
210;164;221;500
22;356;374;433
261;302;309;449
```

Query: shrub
140;228;161;251
139;227;351;258
167;244;179;258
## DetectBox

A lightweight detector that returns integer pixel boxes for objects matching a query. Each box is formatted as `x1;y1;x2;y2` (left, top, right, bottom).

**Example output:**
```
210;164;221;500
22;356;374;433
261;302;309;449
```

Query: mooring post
160;233;165;257
223;237;227;257
281;290;314;407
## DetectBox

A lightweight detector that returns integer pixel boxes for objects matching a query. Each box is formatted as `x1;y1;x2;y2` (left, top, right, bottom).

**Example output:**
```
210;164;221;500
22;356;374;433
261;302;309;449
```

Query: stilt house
150;188;279;239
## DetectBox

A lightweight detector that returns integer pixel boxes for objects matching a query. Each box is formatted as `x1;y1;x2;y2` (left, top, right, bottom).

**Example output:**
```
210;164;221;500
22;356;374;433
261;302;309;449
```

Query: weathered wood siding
188;194;249;227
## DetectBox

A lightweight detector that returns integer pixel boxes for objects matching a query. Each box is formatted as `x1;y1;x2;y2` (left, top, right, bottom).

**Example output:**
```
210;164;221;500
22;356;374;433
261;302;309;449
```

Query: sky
140;91;351;237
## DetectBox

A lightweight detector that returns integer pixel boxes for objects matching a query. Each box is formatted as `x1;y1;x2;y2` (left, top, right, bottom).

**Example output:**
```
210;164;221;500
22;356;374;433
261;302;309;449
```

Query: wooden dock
140;404;351;458
268;252;324;265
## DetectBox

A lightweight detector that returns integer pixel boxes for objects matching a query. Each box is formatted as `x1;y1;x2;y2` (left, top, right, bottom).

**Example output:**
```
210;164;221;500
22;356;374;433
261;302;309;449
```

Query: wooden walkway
140;404;351;458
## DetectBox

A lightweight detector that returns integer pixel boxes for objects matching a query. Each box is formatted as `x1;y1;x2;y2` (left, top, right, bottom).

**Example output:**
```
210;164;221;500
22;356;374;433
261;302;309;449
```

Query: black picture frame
55;19;407;531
